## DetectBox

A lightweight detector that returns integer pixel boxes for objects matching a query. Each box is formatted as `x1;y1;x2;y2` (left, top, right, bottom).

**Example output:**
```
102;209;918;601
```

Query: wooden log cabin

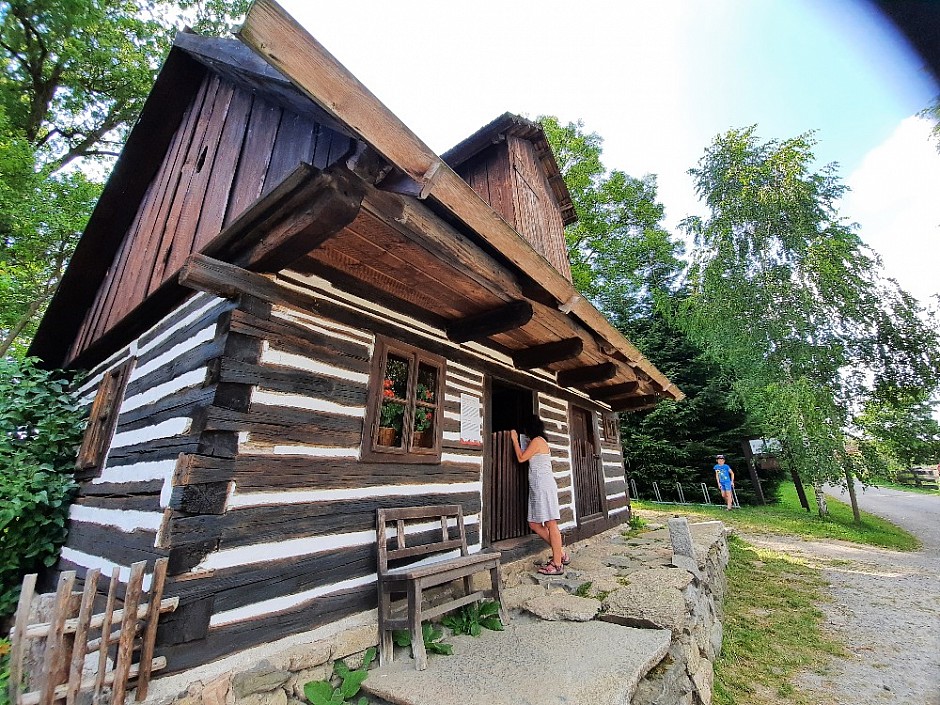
28;0;683;673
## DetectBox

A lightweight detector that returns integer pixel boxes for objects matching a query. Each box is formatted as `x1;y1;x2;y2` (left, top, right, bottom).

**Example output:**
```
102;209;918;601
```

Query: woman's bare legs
529;520;564;566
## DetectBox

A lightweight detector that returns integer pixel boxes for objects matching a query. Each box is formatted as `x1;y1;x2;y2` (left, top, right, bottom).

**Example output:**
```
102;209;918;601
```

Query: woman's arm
510;429;547;463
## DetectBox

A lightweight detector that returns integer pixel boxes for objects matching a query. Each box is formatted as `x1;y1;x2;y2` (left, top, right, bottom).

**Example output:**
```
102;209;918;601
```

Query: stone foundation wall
136;519;729;705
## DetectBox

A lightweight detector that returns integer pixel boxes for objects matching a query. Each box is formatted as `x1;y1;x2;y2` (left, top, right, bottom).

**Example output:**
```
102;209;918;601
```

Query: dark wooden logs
556;362;617;388
445;301;533;343
591;381;640;400
511;338;583;370
611;394;660;412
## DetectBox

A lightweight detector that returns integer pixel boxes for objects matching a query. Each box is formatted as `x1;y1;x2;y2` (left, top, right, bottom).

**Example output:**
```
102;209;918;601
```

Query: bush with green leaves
392;622;453;656
0;357;84;617
303;647;376;705
441;600;503;637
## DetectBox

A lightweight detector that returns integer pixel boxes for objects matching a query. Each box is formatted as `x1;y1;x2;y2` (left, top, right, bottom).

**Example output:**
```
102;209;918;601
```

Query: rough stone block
201;674;233;705
232;666;290;698
690;659;714;704
332;624;378;660
289;666;331;699
668;517;695;558
501;584;547;611
524;594;600;621
280;642;331;672
671;554;702;579
234;689;287;705
622;567;695;591
600;583;689;634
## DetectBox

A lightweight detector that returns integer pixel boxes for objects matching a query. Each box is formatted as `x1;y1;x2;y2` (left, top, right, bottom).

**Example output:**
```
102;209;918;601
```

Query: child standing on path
714;454;735;510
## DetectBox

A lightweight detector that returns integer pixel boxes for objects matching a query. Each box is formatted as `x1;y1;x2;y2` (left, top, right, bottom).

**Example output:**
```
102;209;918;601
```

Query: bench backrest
376;505;469;577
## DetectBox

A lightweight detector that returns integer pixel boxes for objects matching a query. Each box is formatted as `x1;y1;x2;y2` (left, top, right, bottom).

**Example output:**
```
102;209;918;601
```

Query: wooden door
487;430;528;542
571;407;604;522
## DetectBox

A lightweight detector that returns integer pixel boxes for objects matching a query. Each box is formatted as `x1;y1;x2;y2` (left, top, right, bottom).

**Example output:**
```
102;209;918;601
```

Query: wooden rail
8;558;176;705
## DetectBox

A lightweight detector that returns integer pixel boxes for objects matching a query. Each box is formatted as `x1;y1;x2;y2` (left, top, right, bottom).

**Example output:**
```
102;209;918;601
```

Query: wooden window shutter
76;358;136;477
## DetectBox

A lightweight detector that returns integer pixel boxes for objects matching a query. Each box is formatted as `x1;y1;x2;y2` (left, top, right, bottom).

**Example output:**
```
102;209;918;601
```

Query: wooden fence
7;559;177;705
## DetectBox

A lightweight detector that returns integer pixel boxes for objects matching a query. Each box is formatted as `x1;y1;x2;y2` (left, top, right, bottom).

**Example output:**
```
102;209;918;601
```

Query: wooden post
39;572;76;705
65;569;100;705
93;567;121;705
9;573;37;703
740;440;766;505
134;558;169;701
109;562;146;705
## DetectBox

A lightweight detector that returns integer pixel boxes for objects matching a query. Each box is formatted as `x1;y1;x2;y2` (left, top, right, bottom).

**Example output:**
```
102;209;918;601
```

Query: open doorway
485;381;534;544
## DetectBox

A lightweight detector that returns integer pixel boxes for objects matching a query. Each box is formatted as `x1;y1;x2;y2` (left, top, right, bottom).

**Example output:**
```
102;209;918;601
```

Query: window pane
411;363;438;449
378;353;409;448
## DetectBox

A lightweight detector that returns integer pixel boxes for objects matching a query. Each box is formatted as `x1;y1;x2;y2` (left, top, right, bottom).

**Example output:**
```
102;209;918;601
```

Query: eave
236;0;683;404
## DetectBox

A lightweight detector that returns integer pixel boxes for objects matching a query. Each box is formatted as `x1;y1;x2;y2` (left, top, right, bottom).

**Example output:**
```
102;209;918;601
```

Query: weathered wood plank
557;363;618;388
218;358;367;403
224;98;281;226
204;405;363;446
446;301;533;343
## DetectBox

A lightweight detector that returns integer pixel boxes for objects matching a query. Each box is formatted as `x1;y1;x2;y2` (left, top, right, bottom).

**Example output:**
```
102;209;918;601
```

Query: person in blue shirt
714;455;735;510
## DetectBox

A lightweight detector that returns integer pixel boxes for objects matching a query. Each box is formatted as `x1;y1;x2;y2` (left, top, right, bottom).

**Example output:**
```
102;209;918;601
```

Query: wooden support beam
611;394;660;412
511;338;583;370
202;162;365;272
446;301;533;343
236;0;683;401
591;381;640;400
556;362;617;389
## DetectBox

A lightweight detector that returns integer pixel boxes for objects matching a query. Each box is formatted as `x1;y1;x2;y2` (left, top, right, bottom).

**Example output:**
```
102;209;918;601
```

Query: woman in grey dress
511;415;566;575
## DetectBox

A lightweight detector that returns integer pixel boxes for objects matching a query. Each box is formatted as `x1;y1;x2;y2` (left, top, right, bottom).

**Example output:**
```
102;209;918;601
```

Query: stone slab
362;616;671;705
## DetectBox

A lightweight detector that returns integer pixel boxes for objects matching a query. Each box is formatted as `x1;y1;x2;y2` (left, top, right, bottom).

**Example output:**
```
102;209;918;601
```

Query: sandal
537;560;565;576
539;553;570;566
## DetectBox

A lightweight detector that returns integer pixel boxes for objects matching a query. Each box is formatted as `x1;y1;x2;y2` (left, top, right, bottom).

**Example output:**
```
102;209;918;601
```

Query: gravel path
742;484;940;704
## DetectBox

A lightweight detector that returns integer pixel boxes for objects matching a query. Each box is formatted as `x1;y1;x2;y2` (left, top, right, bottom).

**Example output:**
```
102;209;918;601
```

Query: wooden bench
376;505;507;670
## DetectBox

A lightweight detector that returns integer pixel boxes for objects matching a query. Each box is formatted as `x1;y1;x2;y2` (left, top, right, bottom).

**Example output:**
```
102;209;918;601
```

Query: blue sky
278;0;939;305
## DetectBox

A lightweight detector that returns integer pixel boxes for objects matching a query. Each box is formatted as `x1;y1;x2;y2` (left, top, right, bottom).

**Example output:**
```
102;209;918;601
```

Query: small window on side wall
601;413;619;444
75;358;136;480
365;338;444;462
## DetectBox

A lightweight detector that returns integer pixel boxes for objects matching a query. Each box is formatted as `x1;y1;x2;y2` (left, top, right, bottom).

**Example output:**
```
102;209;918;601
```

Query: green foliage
539;116;683;319
854;394;940;479
573;581;592;598
441;600;503;636
392;622;454;655
302;647;376;705
0;637;10;705
0;358;84;617
675;126;940;508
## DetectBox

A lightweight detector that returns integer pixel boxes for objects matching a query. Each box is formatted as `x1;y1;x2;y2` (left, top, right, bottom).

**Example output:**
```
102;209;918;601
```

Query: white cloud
843;116;940;306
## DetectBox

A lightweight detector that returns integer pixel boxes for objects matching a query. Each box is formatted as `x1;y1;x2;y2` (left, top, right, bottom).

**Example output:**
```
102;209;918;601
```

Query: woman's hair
522;414;546;440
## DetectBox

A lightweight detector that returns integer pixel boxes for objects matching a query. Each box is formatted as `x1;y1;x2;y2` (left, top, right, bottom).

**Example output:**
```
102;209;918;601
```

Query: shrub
0;358;84;617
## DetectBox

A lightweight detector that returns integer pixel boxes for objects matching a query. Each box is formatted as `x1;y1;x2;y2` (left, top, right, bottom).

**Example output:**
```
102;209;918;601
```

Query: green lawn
632;482;919;551
633;481;922;703
865;479;939;496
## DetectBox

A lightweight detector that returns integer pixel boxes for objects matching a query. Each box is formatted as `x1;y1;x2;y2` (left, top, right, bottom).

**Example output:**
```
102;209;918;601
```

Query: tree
855;393;940;480
0;0;250;356
539;116;683;319
539;117;773;503
676;126;940;517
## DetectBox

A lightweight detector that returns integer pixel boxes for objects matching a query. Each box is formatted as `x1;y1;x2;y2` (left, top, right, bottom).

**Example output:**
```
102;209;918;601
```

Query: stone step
361;614;671;705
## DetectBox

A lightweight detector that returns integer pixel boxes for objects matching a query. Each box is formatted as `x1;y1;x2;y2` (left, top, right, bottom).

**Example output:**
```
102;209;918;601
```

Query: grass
632;482;919;551
865;479;939;496
713;536;845;705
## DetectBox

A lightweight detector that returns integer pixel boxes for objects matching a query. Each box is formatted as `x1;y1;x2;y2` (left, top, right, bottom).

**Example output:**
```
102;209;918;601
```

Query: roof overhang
235;0;683;405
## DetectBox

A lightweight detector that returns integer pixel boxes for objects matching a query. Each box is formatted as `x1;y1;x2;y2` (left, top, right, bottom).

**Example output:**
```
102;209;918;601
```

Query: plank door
570;406;605;522
488;430;529;542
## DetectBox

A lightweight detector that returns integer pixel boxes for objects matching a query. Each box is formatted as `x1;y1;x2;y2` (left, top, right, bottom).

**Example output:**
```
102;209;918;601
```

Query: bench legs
377;582;393;666
489;563;509;626
407;579;427;670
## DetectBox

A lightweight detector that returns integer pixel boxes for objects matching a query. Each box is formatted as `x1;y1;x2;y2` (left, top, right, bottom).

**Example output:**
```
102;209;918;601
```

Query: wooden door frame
569;404;608;526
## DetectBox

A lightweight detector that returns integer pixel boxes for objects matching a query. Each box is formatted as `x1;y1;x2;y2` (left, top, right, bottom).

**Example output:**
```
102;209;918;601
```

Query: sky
278;0;939;306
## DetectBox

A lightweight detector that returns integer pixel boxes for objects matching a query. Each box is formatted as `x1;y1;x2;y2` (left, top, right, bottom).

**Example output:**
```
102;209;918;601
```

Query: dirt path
742;484;940;705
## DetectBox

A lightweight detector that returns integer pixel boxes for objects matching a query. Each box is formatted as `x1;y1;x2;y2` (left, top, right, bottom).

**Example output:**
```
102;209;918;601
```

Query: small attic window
75;358;136;480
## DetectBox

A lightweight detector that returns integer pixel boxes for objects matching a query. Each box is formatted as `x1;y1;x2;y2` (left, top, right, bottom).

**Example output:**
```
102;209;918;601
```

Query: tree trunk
0;299;43;357
843;464;861;523
813;482;828;517
791;466;811;512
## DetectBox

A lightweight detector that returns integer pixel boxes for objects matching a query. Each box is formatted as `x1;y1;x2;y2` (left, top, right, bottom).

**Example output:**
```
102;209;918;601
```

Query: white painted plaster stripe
261;348;369;384
210;573;378;626
136;295;223;358
228;481;483;508
605;475;625;484
94;458;177;484
446;380;483;396
132;325;217;383
120;367;208;413
60;548;153;589
447;362;484;380
69;504;164;533
609;505;630;516
606;492;627;501
110;417;191;449
251;390;365;417
271;305;374;346
199;515;482;572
